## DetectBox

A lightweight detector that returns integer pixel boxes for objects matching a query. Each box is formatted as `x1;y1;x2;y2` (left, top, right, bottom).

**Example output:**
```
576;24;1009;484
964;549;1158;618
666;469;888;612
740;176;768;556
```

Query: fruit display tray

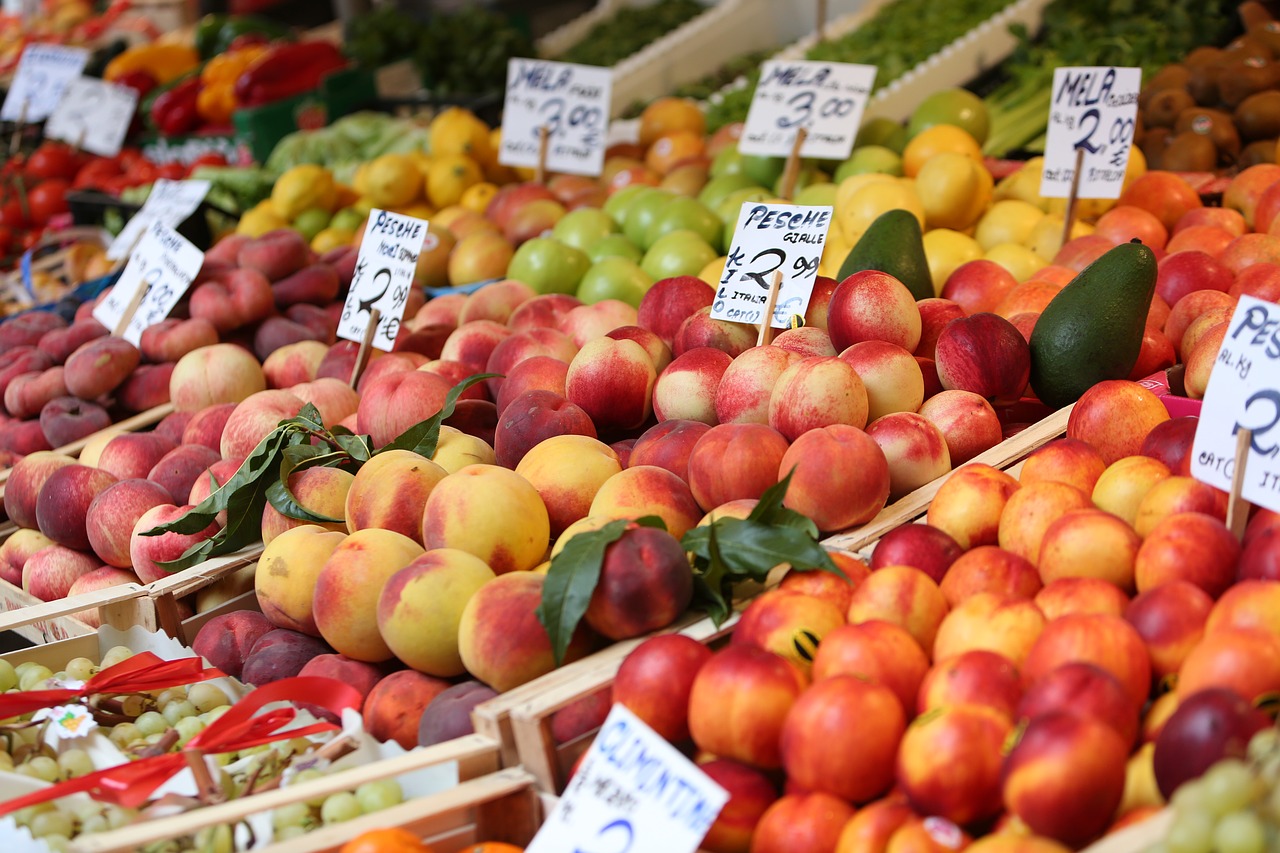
0;554;152;645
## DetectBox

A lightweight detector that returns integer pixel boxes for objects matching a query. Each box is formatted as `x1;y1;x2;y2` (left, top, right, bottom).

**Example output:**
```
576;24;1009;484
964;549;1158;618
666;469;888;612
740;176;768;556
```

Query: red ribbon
0;676;363;815
0;652;225;721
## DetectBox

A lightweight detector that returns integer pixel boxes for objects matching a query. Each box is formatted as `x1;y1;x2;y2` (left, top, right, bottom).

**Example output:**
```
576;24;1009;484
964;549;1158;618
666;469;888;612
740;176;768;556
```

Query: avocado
837;209;934;300
1029;240;1158;410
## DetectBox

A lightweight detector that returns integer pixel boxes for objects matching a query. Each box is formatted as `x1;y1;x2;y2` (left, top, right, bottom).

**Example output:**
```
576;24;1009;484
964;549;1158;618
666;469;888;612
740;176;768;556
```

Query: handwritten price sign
739;60;876;161
1;43;90;122
712;203;831;328
45;76;138;157
1040;66;1141;200
93;221;203;345
1191;295;1280;513
499;58;612;177
337;209;427;352
108;179;211;261
526;705;727;853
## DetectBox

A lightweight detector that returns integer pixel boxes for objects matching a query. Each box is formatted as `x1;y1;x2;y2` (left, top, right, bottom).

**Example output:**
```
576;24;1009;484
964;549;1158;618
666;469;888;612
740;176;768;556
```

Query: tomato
190;152;229;169
156;162;186;181
21;229;41;251
27;179;69;227
73;159;123;190
26;143;79;181
123;159;159;186
0;225;14;255
0;198;29;230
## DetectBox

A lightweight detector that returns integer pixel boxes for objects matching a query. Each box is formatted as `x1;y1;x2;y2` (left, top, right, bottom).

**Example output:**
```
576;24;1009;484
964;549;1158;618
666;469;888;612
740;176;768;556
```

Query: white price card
107;178;211;261
1191;295;1280;513
526;705;728;853
94;220;204;345
1;43;90;122
499;58;611;177
739;60;877;161
1040;66;1141;200
712;203;831;329
337;209;426;352
44;76;138;157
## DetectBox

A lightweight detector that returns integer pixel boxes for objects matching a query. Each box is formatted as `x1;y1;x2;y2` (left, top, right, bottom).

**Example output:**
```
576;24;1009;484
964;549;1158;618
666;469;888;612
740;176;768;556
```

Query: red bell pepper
233;41;348;109
150;77;202;137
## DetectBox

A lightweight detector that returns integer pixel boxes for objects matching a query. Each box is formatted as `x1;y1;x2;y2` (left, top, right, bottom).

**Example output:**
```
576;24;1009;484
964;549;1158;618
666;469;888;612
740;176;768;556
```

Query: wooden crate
142;543;265;645
63;735;515;853
0;578;154;648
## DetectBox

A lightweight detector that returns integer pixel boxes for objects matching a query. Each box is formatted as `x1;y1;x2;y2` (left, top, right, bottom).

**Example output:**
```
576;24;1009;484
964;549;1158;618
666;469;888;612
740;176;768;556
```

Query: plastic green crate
232;66;378;164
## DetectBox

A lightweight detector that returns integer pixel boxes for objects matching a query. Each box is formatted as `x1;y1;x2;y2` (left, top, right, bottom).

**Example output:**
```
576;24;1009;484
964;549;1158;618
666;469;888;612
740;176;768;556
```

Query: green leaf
748;470;819;537
696;521;731;626
158;454;282;572
335;432;373;463
633;515;668;531
701;517;838;582
264;445;348;524
536;518;631;667
377;373;499;457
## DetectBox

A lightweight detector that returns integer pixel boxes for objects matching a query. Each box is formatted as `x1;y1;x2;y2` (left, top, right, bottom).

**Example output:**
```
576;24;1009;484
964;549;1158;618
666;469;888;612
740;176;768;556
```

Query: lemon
272;165;337;220
985;242;1047;282
838;179;925;237
1028;214;1094;262
975;200;1046;251
311;227;355;255
364;154;422;209
915;151;992;231
426;155;484;209
292;207;332;243
697;255;727;287
461;181;499;214
922;229;983;295
430;107;491;159
237;205;288;238
994;159;1050;211
902;124;984;178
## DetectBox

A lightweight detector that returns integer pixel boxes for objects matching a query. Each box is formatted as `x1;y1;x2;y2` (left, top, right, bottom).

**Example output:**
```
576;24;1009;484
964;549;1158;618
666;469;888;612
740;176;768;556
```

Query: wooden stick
757;270;783;346
535;125;550;184
1228;428;1253;543
348;307;381;389
9;98;26;157
152;591;187;644
112;275;149;338
816;0;828;43
779;127;809;200
1060;146;1085;250
183;748;224;804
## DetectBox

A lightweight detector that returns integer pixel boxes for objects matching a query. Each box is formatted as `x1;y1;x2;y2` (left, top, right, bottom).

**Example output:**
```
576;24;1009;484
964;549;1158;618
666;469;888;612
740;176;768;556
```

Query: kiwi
1139;66;1193;111
1186;46;1226;69
1218;57;1278;108
1235;90;1280;141
1145;88;1195;128
1224;35;1272;63
1140;127;1172;170
1161;131;1219;172
1176;107;1242;163
1238;139;1279;169
1248;20;1280;56
1186;64;1221;107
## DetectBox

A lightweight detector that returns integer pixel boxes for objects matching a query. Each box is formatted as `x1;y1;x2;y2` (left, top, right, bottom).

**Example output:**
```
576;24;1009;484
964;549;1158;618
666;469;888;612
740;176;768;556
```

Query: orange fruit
645;130;706;175
902;124;984;177
639;97;705;147
459;845;524;853
340;828;433;853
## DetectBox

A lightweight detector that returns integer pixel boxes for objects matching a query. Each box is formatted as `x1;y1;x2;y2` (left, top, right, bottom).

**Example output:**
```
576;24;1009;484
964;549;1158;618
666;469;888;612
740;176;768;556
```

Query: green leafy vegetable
558;0;707;68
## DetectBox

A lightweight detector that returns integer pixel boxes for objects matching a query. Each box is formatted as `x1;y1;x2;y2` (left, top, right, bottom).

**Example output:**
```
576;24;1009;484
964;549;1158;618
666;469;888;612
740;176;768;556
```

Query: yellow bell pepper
200;45;267;87
196;83;237;125
104;43;199;86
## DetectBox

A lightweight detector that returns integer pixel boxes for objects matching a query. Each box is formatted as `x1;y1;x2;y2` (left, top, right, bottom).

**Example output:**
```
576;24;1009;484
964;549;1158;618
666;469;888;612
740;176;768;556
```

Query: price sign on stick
1040;66;1141;199
526;704;728;853
107;178;211;261
94;221;204;345
45;76;138;157
1191;295;1280;515
1;44;89;122
712;203;831;329
499;58;612;177
739;60;877;161
337;209;427;353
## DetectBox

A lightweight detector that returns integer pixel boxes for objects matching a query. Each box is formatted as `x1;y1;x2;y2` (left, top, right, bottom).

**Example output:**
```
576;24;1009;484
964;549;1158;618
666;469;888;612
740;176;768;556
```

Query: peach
188;457;241;508
558;299;639;347
494;390;596;469
1023;613;1152;707
1177;627;1280;704
430;425;496;474
933;593;1046;668
672;306;757;358
92;433;174;482
1092;456;1172;526
219;390;304;461
869;524;961;584
779;424;890;532
751;793;856;853
1124;580;1213;679
174;404;235;454
1135;511;1240;598
362;670;451;749
637;276;717;345
507;293;582;333
63;336;139;399
939;546;1041;606
514;435;621;536
439;319;513;371
607;325;672;373
686;423;788;511
768;356;869;440
942;259;1020;317
129;503;219;584
35;319;107;364
586;525;692;640
827;270;923;352
255;524;348;635
615;634;712;743
565;337;657;433
588;465;703;539
650;347;732;424
866;412;952;500
357;370;452;449
116;363;174;413
22;545;102;601
4;367;66;420
288;377;360;428
0;346;53;399
484;328;578;397
271;263;340;308
39;396;110;447
35;464;118;550
1167;225;1236;256
0;422;49;456
417;681;499;745
1119;171;1203;231
260;466;353;544
1019;438;1107;495
240;629;330;686
352;352;417;394
1164;290;1236;353
253;317;322;362
458;571;594;691
802;275;837;330
154;410;193;446
169;343;267;412
0;529;55;585
1133;476;1228;537
1230;262;1280;301
698;759;777;853
688;644;807;769
917;649;1023;720
262;340;327;389
773;326;836;358
65;566;141;626
918;390;1003;466
312;528;424;661
1002;712;1129;847
812;620;928;716
1065;380;1170;465
147;444;221;505
298;654;387;708
914;298;967;360
1206;580;1280;640
495;355;570;415
1221;232;1280;275
778;555;866;614
1021;660;1139;747
423;464;550;573
85;478;171;568
345;449;447;543
715;345;802;425
997;481;1091;565
458;280;537;327
1174;206;1246;237
897;703;1011;826
732;590;845;675
840;343;924;425
237;229;309;281
926;463;1020;549
3;451;76;529
191;611;275;679
1038;508;1140;591
629;419;710;483
847;565;948;651
1035;577;1130;620
1183;323;1228;400
1094;205;1168;250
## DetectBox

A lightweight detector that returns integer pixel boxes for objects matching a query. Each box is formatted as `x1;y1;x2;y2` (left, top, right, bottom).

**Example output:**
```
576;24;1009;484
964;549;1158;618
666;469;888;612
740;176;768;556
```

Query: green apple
908;87;990;144
710;146;745;178
856;116;908;153
793;182;838;207
645;196;723;252
588;234;643;264
772;166;828;198
622;189;674;249
834;145;904;182
715;186;773;225
698;173;759;210
741;154;785;188
603;185;651;224
552;208;620;253
507;237;590;295
641;230;718;281
292;208;331;242
330;206;364;233
577;257;655;307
